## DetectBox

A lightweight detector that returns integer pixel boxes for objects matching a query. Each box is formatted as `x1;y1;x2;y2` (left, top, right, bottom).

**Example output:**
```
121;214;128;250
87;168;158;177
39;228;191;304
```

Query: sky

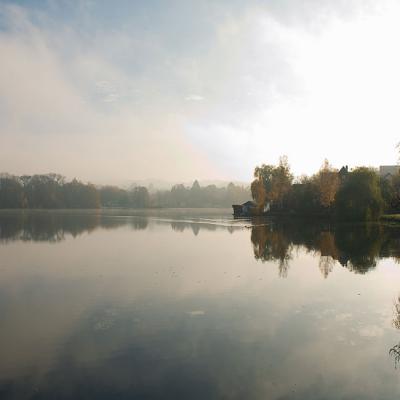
1;0;399;184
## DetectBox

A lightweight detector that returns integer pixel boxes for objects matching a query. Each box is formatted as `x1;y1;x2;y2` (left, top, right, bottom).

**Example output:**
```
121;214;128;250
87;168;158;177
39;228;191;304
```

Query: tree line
251;157;400;220
0;174;250;209
0;174;100;209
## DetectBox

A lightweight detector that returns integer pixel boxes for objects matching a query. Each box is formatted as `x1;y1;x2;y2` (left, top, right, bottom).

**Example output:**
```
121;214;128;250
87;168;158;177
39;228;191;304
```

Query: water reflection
1;211;400;398
390;297;400;368
251;222;400;277
2;212;400;281
0;212;133;243
0;211;240;243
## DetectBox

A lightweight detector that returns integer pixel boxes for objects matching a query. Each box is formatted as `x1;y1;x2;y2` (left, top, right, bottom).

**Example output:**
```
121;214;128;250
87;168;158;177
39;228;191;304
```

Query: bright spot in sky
187;3;400;179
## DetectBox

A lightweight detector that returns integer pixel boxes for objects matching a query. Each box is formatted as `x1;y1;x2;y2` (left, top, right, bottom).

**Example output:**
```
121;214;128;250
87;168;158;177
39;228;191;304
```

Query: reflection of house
232;200;257;217
380;165;400;180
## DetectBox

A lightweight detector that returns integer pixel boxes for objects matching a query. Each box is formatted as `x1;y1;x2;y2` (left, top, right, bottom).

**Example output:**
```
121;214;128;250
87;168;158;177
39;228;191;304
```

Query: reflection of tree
317;232;339;278
191;224;200;236
318;256;335;279
389;345;400;369
170;221;186;232
169;221;240;235
130;218;148;230
250;222;400;278
334;225;383;273
0;212;244;243
0;213;144;243
380;228;400;261
390;296;400;369
393;296;400;330
251;225;292;277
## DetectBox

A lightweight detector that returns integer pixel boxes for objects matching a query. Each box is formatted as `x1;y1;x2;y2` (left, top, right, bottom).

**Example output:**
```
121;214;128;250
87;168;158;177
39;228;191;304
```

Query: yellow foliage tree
314;159;340;208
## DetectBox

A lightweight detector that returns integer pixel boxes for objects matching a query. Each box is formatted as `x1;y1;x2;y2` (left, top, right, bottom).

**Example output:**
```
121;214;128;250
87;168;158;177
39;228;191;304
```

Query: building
379;165;400;180
232;200;257;217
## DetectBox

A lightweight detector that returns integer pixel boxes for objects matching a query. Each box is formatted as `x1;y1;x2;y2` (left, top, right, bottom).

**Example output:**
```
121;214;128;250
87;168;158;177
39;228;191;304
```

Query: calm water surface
1;209;400;399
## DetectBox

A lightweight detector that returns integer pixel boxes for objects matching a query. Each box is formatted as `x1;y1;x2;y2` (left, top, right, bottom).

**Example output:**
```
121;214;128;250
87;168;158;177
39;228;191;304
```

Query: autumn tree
314;159;340;208
252;156;293;210
251;179;267;211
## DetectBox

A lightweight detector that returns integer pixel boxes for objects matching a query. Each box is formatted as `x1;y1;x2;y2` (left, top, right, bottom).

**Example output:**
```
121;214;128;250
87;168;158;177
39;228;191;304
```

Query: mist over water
1;210;400;399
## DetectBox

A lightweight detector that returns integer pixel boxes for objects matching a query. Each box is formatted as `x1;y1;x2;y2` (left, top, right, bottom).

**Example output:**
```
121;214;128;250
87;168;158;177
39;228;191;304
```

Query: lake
1;209;400;399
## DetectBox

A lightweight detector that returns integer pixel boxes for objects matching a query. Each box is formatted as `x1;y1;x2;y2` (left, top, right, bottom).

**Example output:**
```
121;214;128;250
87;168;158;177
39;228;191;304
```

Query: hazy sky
1;0;399;184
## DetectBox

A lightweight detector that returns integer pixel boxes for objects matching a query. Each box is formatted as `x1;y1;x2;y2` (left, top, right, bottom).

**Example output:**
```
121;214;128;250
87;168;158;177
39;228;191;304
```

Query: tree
391;174;400;211
335;167;384;220
283;179;320;215
380;172;400;213
251;179;266;210
22;174;65;208
270;156;293;208
252;156;293;211
131;186;150;208
314;159;340;208
189;180;202;207
0;177;26;208
100;186;129;207
170;184;187;207
64;180;100;208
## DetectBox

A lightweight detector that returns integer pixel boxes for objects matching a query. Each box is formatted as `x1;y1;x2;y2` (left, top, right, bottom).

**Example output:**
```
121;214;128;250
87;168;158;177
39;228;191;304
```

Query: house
232;200;257;217
379;165;400;180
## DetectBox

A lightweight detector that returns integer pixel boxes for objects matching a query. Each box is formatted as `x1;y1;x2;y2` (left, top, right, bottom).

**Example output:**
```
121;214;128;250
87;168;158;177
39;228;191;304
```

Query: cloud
0;4;217;183
0;0;398;183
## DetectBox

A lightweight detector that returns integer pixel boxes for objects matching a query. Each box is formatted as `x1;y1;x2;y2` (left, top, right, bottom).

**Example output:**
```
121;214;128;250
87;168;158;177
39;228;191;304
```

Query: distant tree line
0;174;100;209
100;180;249;208
151;180;250;208
251;157;400;220
0;174;250;209
99;185;150;208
